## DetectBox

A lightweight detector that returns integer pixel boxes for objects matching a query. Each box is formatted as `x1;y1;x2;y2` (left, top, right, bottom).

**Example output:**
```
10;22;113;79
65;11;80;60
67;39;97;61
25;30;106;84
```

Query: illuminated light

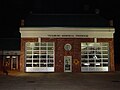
84;63;90;65
12;56;16;58
6;56;10;58
96;63;100;65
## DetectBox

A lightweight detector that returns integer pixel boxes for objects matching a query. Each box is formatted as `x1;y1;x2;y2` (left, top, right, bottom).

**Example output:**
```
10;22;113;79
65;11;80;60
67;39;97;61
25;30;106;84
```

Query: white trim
20;27;115;38
38;37;41;42
94;38;97;43
20;27;114;31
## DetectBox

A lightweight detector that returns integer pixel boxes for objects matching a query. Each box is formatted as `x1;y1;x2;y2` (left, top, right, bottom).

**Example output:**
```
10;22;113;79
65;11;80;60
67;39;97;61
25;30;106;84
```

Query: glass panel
102;43;109;46
26;64;32;67
48;55;53;58
82;63;89;67
96;63;101;67
81;43;87;46
34;42;39;46
103;63;108;67
26;42;54;72
27;42;35;47
33;51;39;54
81;42;109;72
81;55;88;58
96;55;101;58
26;58;32;60
40;64;46;67
102;51;108;54
81;51;87;54
48;47;53;50
41;47;46;50
103;55;108;58
96;59;101;62
40;59;46;63
26;47;32;50
41;51;46;54
33;60;39;63
41;42;46;46
102;47;108;50
33;64;39;67
41;55;46;58
64;56;72;72
47;64;53;67
95;43;101;46
33;55;39;58
81;47;87;50
12;58;17;69
48;59;54;63
33;47;39;50
48;51;53;54
103;59;108;62
89;59;94;62
26;55;32;58
81;60;88;63
26;51;32;54
26;42;31;47
48;42;53;46
89;63;95;67
26;60;32;63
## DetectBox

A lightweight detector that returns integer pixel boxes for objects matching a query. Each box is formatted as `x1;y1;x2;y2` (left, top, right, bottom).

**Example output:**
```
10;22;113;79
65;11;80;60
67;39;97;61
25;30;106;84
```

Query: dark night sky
1;0;120;19
1;0;120;51
1;0;120;35
1;1;120;23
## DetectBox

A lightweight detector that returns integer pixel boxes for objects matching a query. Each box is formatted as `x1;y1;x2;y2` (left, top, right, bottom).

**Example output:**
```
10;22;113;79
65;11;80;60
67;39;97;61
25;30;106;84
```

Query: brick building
19;14;115;72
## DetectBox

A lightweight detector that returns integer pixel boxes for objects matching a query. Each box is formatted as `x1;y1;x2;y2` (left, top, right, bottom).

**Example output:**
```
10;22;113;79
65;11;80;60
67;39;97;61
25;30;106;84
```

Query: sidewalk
0;71;24;76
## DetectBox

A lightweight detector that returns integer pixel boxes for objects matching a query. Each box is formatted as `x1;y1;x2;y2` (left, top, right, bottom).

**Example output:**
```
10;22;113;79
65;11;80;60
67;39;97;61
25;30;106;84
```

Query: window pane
34;42;39;46
48;42;53;46
41;42;46;46
41;47;46;50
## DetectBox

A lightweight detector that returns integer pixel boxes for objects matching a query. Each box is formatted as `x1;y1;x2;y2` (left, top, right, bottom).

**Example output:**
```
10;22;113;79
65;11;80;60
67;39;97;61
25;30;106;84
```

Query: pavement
0;71;120;90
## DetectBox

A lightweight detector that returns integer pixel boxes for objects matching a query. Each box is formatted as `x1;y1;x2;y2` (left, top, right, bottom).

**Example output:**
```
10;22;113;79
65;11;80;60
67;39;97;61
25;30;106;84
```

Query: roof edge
20;27;115;32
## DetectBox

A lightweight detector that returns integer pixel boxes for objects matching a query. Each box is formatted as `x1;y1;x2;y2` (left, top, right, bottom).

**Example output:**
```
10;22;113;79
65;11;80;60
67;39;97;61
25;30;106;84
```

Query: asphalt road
0;72;120;90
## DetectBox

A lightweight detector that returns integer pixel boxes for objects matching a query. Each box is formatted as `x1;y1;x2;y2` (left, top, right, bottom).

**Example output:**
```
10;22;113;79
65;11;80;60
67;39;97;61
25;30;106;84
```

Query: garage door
25;42;55;72
81;43;109;72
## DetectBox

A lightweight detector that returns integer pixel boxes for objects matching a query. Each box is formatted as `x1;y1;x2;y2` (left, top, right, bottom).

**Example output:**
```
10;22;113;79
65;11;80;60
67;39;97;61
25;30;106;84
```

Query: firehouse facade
20;27;115;72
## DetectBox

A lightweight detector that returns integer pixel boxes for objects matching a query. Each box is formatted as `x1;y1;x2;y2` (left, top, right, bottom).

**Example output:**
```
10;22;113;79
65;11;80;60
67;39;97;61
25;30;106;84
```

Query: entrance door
3;56;11;70
64;56;72;72
11;56;18;70
3;56;18;70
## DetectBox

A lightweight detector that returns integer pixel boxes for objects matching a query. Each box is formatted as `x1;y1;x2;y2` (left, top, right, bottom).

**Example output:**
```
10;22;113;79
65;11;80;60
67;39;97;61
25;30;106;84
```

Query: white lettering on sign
47;35;88;38
75;35;88;37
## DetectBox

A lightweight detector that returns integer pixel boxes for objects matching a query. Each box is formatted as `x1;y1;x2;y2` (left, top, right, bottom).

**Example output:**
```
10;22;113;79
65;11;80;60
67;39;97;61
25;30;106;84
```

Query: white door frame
64;56;72;72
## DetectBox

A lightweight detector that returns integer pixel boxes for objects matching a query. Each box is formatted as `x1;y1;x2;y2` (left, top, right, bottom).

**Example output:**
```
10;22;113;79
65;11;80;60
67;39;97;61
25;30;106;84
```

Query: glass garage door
81;43;109;72
25;42;54;72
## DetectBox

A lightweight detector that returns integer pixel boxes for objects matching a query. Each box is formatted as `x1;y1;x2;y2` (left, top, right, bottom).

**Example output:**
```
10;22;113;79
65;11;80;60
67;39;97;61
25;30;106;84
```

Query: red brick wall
20;38;115;72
